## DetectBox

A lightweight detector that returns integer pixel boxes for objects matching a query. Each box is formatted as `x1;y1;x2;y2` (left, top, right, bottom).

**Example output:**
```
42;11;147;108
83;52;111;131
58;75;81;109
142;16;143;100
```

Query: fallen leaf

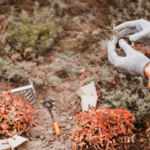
146;127;150;133
61;85;68;89
49;142;54;145
24;51;27;58
112;80;116;85
94;73;98;77
80;68;85;73
138;128;143;132
140;138;145;143
74;146;77;150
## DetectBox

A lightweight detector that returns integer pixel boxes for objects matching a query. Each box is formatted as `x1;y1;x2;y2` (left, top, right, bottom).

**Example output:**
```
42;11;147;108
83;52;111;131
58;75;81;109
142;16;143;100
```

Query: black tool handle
48;108;55;123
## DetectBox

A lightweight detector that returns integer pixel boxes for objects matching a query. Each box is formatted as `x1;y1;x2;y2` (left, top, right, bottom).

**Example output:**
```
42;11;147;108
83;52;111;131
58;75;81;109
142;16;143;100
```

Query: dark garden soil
1;56;150;150
0;0;49;15
116;36;133;57
0;0;150;150
0;55;81;150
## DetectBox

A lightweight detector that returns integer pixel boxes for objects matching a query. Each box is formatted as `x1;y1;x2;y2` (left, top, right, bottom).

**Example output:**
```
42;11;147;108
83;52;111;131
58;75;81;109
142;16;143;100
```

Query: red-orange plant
0;92;38;137
70;107;136;150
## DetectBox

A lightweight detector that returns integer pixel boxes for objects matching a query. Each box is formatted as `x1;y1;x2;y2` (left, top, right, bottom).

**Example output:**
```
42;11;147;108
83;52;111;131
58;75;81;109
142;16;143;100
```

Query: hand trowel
43;101;61;135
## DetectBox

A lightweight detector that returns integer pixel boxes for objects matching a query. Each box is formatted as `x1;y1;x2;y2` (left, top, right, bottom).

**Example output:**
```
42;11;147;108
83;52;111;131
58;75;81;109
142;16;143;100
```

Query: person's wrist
144;63;150;79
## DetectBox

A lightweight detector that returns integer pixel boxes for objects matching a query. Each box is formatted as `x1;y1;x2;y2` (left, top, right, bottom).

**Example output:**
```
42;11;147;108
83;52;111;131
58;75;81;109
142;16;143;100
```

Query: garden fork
10;79;36;104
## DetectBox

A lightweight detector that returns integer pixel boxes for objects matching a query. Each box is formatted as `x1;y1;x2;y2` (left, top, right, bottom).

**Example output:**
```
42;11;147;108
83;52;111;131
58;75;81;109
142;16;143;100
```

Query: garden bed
0;0;150;150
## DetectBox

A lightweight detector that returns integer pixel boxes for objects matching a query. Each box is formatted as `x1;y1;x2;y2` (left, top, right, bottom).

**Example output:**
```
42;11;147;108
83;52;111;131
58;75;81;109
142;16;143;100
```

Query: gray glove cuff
140;59;150;79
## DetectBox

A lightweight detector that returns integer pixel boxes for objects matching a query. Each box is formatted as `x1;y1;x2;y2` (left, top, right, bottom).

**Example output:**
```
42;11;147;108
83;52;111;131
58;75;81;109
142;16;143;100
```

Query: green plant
0;57;28;81
99;73;150;123
101;89;150;123
79;64;114;86
0;2;59;61
108;0;150;25
107;24;120;39
49;76;62;83
70;107;136;150
0;91;38;137
54;53;78;62
0;57;49;85
0;0;70;85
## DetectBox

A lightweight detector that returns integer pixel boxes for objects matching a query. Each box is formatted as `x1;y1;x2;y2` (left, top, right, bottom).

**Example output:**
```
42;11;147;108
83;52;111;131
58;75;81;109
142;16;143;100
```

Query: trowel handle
53;122;61;135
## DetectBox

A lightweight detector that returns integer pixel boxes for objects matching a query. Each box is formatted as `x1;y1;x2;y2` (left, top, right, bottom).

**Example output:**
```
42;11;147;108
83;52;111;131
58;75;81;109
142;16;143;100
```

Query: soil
28;56;82;150
0;0;49;15
0;0;150;150
0;52;149;150
116;36;134;57
0;55;81;150
116;36;132;49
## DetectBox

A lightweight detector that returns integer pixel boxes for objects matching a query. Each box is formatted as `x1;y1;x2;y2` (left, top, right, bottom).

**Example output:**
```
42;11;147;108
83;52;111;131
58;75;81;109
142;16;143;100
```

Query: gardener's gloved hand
108;37;150;78
115;19;150;46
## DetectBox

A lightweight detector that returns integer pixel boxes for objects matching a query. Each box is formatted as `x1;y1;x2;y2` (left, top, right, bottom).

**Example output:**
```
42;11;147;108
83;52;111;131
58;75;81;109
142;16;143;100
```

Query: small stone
48;95;57;101
54;46;61;50
60;106;64;111
66;125;71;130
28;126;45;138
59;116;67;122
47;129;54;134
39;105;42;109
47;91;57;101
43;86;47;90
70;100;77;106
45;135;55;142
59;123;66;127
60;98;63;102
69;116;73;120
92;30;99;35
40;135;44;140
40;100;44;104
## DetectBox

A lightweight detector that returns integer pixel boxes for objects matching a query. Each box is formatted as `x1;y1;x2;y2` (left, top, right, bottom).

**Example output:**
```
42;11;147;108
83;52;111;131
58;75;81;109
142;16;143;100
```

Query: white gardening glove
115;19;150;46
108;37;150;79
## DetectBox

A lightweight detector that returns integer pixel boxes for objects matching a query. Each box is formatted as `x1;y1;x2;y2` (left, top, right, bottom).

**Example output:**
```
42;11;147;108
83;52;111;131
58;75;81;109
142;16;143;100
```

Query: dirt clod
45;135;55;142
40;135;45;140
69;116;73;120
66;125;71;130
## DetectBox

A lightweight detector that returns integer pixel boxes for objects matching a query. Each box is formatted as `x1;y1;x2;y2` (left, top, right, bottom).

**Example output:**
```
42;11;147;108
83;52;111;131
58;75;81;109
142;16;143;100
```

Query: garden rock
28;126;45;138
45;135;55;142
59;116;67;122
69;116;73;120
47;129;55;134
66;124;71;130
40;135;45;140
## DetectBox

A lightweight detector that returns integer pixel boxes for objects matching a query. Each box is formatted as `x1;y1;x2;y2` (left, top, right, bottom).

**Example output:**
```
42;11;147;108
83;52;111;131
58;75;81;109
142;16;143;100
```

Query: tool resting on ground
43;101;61;135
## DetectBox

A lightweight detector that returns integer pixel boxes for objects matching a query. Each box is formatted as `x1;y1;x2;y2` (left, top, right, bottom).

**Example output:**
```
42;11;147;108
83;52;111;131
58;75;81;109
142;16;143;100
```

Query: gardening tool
10;79;36;104
43;101;61;135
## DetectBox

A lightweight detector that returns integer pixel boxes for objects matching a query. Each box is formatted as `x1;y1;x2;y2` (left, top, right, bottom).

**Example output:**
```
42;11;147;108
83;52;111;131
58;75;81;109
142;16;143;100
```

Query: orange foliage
70;107;136;149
